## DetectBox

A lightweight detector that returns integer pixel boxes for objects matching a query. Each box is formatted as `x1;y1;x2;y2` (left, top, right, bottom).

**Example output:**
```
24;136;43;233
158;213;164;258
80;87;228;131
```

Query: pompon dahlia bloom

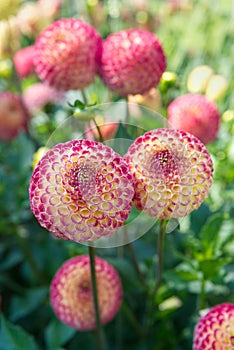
168;94;220;145
0;91;29;140
13;45;35;78
50;255;123;331
29;139;134;242
23;82;64;113
33;18;102;91
99;29;166;96
193;303;234;350
124;128;213;219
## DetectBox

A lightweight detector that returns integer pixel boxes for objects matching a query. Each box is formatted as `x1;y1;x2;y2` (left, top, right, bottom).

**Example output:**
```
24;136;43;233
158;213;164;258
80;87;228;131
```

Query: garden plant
0;1;234;350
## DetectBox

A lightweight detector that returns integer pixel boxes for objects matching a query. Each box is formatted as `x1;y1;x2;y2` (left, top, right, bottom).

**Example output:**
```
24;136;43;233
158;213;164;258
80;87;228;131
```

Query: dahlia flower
33;18;102;91
124;128;213;219
29;139;134;242
193;303;234;350
23;82;64;113
0;91;29;140
99;29;166;96
13;45;35;78
50;255;123;331
167;94;220;144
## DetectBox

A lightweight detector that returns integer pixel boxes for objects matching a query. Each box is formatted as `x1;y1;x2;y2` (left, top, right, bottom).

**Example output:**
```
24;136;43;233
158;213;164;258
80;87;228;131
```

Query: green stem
154;220;166;294
81;89;88;106
93;119;104;143
88;246;108;350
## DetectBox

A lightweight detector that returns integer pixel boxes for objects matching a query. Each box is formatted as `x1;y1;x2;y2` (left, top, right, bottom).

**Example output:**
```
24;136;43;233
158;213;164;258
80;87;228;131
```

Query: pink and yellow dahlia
50;255;123;331
29;139;134;242
193;303;234;350
167;93;220;145
124;128;213;219
33;18;102;91
99;29;166;96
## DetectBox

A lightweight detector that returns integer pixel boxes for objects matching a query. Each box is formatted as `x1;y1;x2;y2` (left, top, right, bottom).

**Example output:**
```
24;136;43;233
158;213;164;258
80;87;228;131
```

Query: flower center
65;161;97;200
149;149;178;179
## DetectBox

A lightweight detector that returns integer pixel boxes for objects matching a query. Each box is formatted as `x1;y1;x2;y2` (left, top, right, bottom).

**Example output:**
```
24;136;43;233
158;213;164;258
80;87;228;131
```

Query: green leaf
0;314;39;350
68;99;85;110
200;213;224;258
199;257;231;280
10;287;48;322
45;319;76;350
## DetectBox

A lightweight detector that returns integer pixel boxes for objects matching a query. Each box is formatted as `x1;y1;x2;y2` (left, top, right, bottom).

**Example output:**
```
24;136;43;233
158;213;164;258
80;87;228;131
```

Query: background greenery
0;1;234;349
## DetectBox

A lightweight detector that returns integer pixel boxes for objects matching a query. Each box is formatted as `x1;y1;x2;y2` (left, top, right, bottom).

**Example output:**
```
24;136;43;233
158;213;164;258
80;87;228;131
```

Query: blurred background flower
50;255;123;331
33;18;102;91
167;93;220;144
0;91;30;140
99;28;166;96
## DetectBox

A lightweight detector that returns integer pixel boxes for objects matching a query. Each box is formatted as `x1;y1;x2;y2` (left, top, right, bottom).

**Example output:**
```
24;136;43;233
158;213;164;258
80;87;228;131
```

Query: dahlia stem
88;246;108;350
154;220;167;294
93;119;104;143
81;89;88;106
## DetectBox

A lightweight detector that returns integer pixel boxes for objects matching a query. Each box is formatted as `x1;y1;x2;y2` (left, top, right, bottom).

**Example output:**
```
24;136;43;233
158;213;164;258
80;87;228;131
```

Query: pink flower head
193;303;234;349
99;29;166;96
33;18;102;91
124;128;213;219
23;82;64;113
13;45;35;78
0;91;29;141
168;93;220;144
29;139;134;242
50;255;123;331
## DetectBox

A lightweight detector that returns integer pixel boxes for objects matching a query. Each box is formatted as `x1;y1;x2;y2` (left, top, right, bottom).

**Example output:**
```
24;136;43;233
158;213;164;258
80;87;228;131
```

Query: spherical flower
0;91;29;141
33;18;102;91
99;29;166;96
124;128;213;219
29;139;134;242
167;94;220;144
187;65;214;93
23;82;64;113
13;45;35;78
193;303;234;350
50;255;123;331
